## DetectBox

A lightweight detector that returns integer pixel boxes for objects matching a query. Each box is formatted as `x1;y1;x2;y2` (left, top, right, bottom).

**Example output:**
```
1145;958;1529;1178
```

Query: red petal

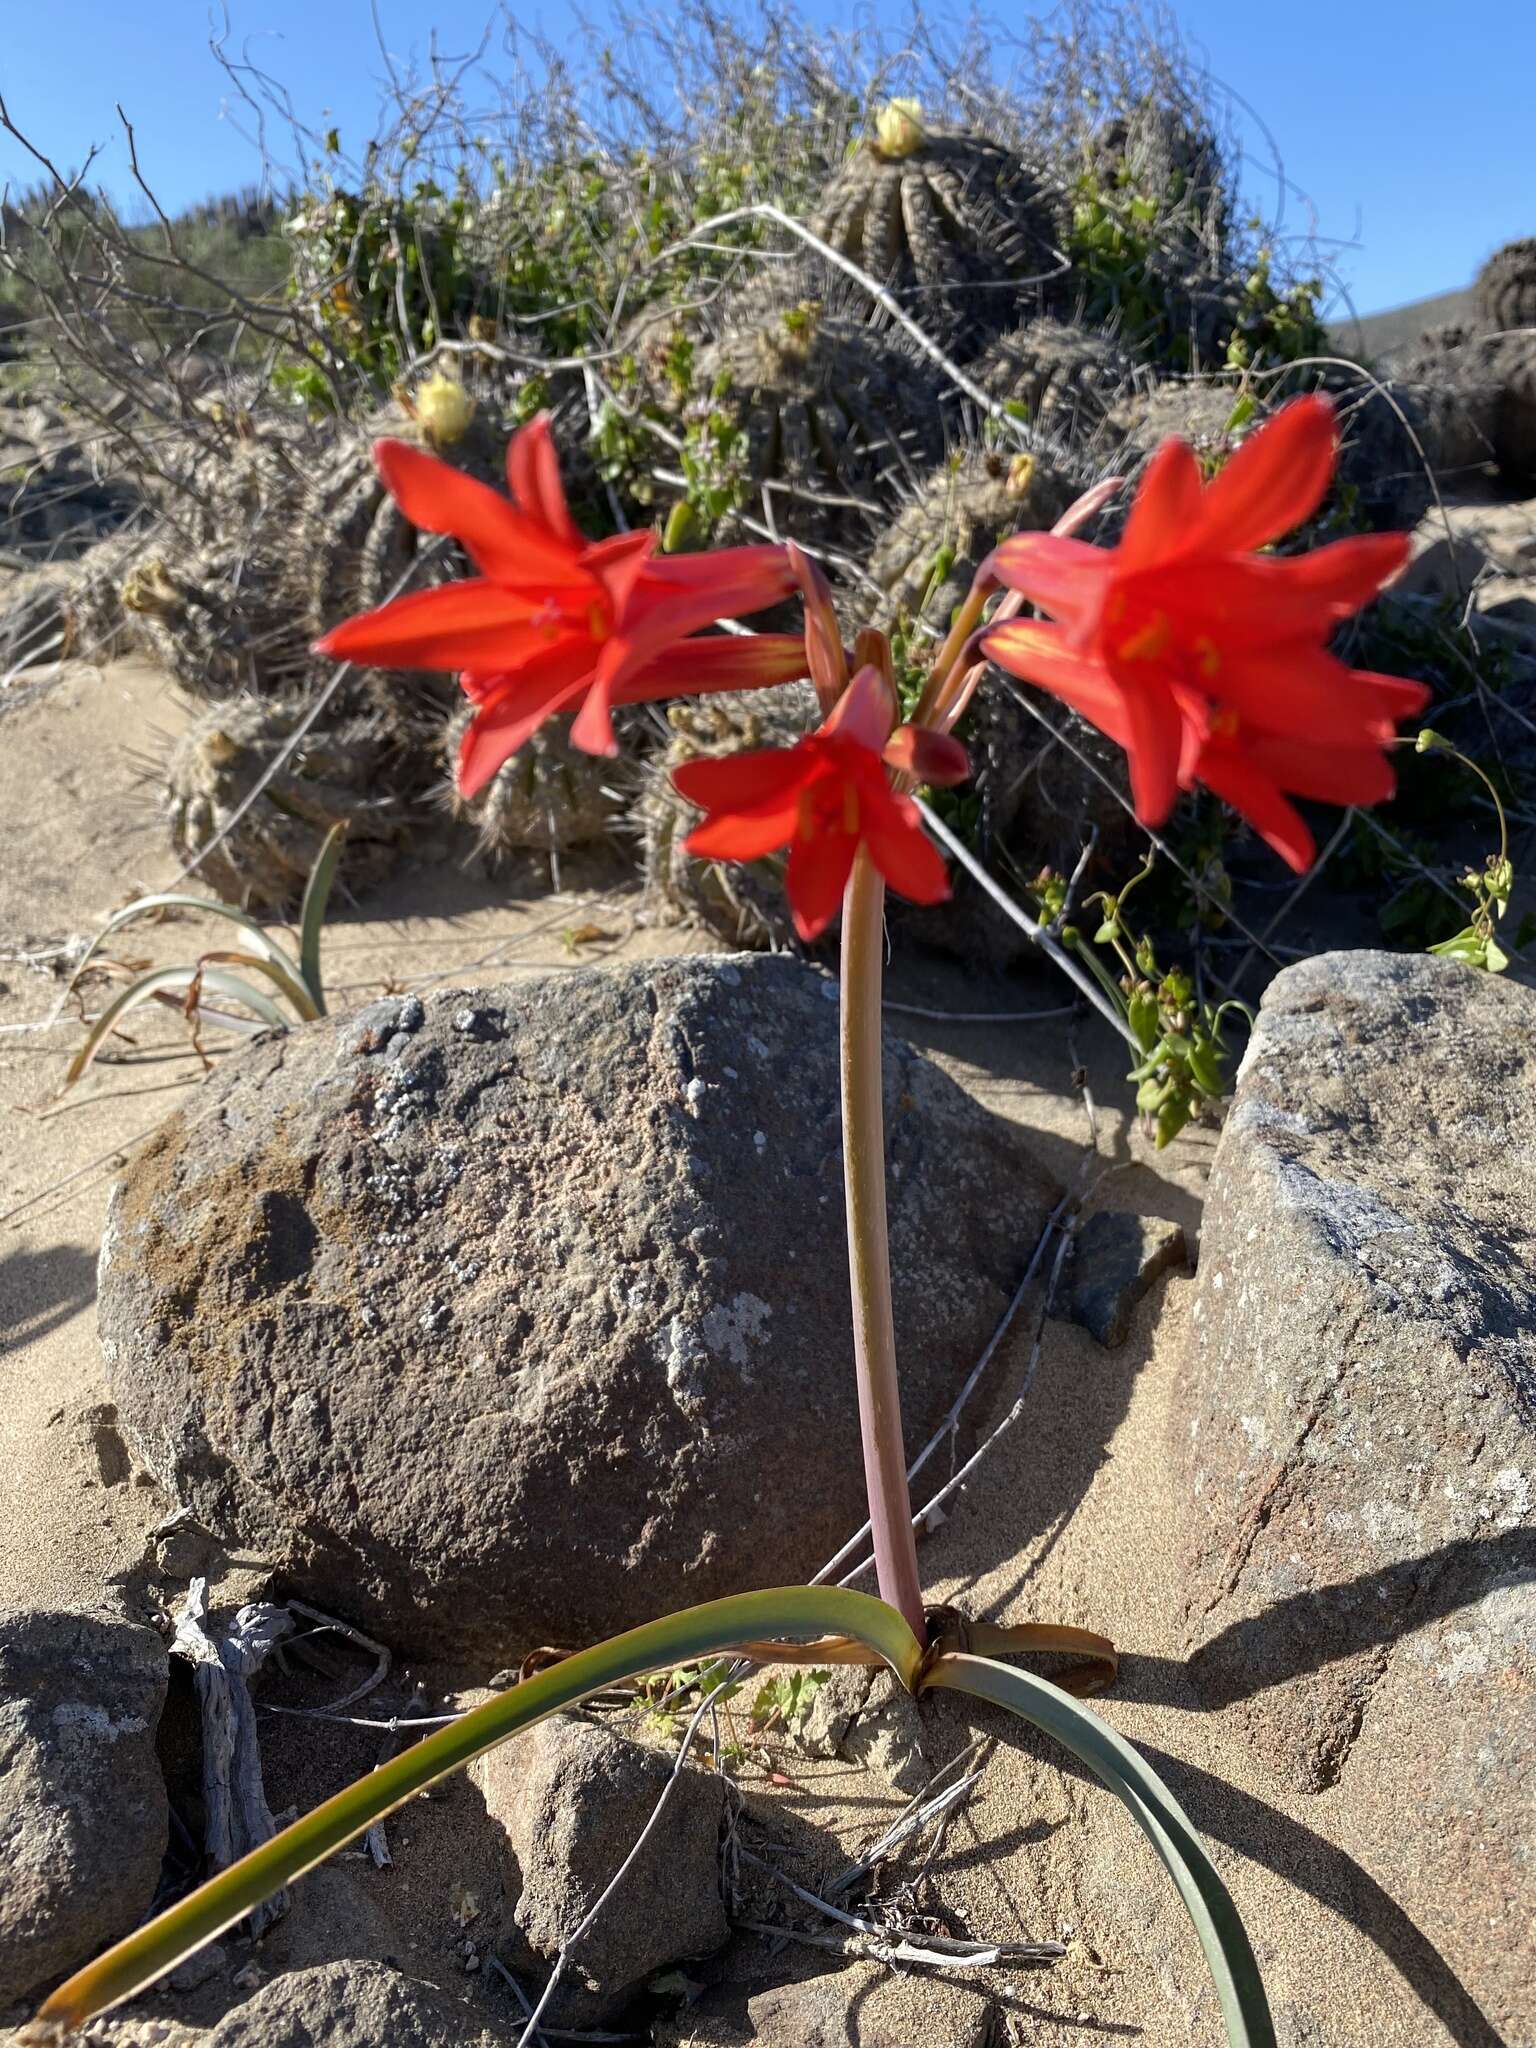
455;669;594;797
373;440;591;589
883;725;970;786
983;622;1132;745
1194;747;1316;871
863;795;952;905
582;530;656;618
1118;436;1204;573
822;663;896;751
985;532;1109;628
786;830;857;940
684;794;802;862
1191;644;1410;749
1239;736;1397;807
788;541;848;710
616;632;811;705
569;676;618;757
591;547;797;713
1120;667;1184;825
672;744;813;815
1355;668;1431;720
1192;394;1337;554
1272;531;1410;614
505;414;583;548
315;581;568;670
1137;553;1388;655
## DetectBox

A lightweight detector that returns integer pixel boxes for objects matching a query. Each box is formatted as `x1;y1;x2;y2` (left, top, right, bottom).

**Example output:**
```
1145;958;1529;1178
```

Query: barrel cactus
969;318;1141;450
163;696;416;910
864;444;1077;636
811;114;1061;353
671;270;949;547
1474;237;1536;336
444;703;630;862
1387;328;1501;487
638;684;818;949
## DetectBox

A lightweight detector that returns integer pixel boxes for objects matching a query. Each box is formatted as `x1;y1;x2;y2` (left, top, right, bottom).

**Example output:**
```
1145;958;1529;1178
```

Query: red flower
980;395;1428;868
314;416;807;796
672;665;969;940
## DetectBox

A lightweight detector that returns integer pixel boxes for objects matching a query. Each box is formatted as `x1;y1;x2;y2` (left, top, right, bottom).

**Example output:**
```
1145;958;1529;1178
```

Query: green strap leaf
64;967;290;1089
32;1588;922;2032
297;823;346;1015
926;1652;1274;2048
196;950;321;1023
65;894;302;993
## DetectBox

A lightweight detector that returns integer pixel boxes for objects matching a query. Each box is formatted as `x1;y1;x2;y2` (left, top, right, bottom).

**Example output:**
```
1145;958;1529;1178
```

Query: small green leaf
298;824;345;1014
1223;393;1257;433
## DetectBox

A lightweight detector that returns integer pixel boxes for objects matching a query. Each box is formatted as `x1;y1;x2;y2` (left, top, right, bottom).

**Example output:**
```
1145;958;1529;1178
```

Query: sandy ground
0;654;1486;2046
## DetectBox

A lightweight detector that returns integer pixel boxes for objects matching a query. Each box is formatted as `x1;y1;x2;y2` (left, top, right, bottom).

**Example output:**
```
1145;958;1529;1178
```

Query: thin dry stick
914;799;1135;1047
838;1227;1081;1591
735;1848;1064;1969
813;1194;1073;1586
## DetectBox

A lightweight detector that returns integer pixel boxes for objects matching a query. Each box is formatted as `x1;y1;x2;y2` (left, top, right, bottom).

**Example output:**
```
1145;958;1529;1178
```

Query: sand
0;652;1484;2046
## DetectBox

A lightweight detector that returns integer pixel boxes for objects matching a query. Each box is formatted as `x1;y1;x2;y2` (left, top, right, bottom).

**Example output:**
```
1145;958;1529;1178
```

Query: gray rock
205;1960;507;2046
472;1712;728;2022
1068;1210;1187;1349
660;1962;995;2046
839;1669;931;1797
0;1608;169;2005
98;955;1057;1658
1180;951;1534;2038
168;1944;227;1995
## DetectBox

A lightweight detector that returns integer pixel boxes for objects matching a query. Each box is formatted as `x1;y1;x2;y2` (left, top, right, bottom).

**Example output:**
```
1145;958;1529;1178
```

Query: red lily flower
672;665;969;941
980;395;1428;865
314;415;807;796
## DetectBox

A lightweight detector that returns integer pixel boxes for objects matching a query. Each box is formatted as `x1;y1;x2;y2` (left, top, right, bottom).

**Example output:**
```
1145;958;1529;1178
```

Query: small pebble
169;1942;226;1993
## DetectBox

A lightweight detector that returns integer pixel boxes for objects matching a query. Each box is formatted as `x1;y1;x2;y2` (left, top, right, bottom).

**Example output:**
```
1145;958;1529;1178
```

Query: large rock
99;955;1056;1657
1181;951;1534;2037
474;1712;727;2022
0;1608;169;2006
205;1961;508;2046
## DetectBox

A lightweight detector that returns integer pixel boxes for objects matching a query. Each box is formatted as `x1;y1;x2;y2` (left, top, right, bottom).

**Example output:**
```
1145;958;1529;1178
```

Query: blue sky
0;0;1527;317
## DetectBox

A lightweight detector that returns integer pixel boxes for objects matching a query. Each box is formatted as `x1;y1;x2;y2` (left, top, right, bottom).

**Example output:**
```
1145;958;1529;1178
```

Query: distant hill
1329;286;1475;364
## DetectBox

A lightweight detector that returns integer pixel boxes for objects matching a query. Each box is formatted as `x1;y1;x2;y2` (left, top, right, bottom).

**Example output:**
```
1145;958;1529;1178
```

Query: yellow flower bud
873;98;925;161
414;369;475;448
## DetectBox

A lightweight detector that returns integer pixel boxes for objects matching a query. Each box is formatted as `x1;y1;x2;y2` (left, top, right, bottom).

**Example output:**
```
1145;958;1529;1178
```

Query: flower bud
414;370;474;448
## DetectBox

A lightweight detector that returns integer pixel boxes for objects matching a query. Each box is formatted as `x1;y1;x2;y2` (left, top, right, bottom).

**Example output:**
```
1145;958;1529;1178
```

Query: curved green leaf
197;950;320;1023
297;823;346;1014
33;1588;922;2032
64;967;289;1088
926;1651;1274;2048
66;894;301;992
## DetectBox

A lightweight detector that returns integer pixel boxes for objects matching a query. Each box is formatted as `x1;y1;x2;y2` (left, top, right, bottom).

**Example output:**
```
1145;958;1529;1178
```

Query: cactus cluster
1474;237;1536;336
22;77;1530;953
1385;238;1536;490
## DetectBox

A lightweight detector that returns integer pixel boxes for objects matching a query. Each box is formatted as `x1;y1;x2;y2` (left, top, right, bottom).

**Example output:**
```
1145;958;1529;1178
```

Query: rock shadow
0;1242;97;1354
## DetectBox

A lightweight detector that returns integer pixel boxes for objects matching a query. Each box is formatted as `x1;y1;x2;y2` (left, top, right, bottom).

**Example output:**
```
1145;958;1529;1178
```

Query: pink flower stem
838;843;926;1640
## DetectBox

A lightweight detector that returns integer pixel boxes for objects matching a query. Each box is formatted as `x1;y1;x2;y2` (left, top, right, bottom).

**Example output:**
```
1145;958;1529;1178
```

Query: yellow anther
1117;612;1172;662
